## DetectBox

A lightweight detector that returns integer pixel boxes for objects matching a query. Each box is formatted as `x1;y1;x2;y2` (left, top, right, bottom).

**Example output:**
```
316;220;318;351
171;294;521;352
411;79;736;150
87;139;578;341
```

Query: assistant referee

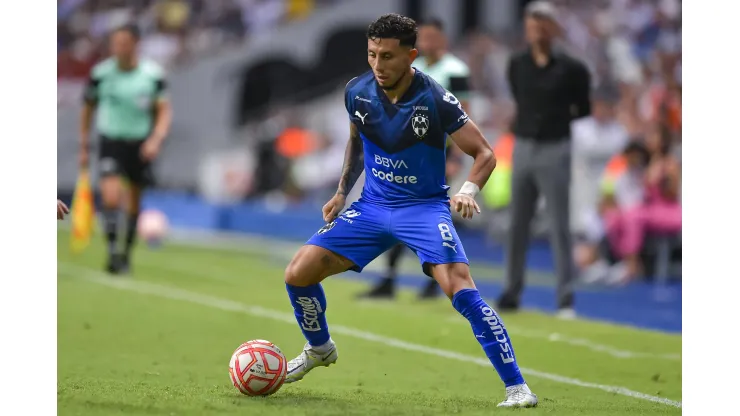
497;1;591;317
79;24;172;275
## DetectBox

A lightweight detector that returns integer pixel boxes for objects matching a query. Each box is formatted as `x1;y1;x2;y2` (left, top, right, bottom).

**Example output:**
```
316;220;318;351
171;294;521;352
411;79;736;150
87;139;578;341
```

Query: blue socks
286;283;331;346
452;288;525;387
285;284;523;386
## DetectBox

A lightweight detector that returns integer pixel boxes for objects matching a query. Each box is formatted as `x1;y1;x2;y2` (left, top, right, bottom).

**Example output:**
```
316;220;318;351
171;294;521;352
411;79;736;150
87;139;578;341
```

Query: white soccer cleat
497;383;538;408
284;340;338;383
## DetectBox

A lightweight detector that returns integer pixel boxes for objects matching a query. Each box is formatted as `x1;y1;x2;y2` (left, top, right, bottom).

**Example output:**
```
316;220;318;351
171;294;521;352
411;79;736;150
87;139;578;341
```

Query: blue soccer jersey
306;69;471;275
345;69;469;207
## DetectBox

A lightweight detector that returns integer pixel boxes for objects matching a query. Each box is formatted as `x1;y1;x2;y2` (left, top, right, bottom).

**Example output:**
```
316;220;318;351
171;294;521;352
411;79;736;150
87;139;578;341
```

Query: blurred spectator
578;141;649;284
58;36;98;79
138;1;190;69
571;86;629;238
241;0;286;36
582;133;681;284
285;0;315;20
286;94;347;200
639;61;681;135
57;0;302;103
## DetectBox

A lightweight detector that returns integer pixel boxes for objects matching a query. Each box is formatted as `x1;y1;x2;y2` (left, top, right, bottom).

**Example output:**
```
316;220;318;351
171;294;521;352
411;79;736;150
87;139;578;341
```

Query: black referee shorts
98;136;155;187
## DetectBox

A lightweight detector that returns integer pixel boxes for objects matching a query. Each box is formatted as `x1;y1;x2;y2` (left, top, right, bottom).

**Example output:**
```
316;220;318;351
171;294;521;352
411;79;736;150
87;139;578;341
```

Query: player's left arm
449;120;496;219
142;73;172;161
437;86;494;219
445;66;472;162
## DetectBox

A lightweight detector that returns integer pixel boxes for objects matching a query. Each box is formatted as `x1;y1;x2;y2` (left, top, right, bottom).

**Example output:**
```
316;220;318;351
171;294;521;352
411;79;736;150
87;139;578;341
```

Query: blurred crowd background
57;0;682;284
58;0;342;104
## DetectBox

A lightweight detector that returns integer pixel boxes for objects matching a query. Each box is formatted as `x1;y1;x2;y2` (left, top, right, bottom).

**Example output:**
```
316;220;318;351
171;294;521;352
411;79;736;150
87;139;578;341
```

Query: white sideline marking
138;247;682;363
58;263;681;408
444;317;681;361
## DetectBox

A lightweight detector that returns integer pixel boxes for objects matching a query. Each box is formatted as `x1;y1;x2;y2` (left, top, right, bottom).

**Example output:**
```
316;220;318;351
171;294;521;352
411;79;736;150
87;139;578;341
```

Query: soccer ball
229;339;287;396
137;209;168;247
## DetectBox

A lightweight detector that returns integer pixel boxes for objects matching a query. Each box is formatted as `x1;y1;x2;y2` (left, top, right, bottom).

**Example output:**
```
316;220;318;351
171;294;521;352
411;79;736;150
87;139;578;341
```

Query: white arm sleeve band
456;181;480;197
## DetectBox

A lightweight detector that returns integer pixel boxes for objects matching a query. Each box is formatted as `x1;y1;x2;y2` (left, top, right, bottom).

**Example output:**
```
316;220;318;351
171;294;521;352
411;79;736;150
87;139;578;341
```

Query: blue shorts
306;199;469;277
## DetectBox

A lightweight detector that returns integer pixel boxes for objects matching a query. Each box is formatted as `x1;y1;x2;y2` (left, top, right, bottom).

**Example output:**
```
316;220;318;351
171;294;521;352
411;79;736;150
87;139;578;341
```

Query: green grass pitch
57;229;681;415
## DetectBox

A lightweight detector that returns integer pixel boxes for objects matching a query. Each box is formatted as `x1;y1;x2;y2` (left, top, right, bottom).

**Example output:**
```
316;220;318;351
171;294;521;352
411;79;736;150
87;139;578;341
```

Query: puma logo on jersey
443;242;457;253
355;111;368;125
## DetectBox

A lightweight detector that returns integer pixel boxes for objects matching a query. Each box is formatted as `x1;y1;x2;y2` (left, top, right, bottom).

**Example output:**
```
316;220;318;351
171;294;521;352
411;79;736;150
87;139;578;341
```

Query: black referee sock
124;212;140;258
102;209;119;256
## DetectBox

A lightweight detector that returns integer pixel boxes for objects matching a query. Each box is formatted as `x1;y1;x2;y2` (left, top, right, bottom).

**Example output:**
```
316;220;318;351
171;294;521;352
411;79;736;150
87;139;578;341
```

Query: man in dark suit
498;1;592;318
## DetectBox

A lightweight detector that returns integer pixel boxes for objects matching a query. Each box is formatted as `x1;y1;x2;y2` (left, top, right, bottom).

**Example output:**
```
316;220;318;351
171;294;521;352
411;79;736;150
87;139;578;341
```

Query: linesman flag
70;169;95;253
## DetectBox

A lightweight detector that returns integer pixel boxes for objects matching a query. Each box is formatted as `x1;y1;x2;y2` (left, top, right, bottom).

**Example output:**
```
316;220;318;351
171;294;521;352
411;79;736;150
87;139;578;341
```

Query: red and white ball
137;209;169;246
229;339;287;396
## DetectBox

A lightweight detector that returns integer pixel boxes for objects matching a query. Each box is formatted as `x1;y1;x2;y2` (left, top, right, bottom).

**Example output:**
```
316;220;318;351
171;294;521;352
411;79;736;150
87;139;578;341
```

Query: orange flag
70;169;95;253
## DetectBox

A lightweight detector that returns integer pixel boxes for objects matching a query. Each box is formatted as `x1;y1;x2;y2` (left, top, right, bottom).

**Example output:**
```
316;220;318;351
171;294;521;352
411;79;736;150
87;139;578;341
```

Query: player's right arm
79;68;101;168
336;122;364;197
323;121;364;222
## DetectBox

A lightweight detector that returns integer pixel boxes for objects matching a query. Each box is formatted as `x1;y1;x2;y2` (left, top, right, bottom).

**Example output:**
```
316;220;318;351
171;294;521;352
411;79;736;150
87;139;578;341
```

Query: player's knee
433;263;475;298
284;249;322;287
286;245;354;287
100;178;121;208
448;272;475;298
284;259;304;287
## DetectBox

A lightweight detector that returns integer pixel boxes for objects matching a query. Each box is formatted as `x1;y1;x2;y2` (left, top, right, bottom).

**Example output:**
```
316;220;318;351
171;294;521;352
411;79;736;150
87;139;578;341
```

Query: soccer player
358;17;471;300
283;14;537;408
79;25;172;274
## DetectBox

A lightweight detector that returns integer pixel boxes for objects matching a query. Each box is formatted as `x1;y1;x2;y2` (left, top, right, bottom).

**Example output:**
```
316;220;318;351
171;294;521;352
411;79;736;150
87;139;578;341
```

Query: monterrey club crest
411;112;429;139
317;221;337;235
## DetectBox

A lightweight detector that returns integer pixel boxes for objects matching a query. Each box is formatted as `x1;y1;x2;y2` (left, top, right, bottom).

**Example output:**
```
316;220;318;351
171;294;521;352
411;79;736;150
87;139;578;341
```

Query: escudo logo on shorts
317;221;337;235
411;112;429;139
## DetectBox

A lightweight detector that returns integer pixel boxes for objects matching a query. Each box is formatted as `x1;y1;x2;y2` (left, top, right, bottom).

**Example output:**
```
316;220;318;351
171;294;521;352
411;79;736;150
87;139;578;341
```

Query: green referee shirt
414;53;471;150
84;58;167;140
413;53;471;100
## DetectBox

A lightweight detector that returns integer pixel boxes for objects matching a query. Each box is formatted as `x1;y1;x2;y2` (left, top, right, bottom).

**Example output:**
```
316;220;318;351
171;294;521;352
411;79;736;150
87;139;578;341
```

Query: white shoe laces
504;385;528;402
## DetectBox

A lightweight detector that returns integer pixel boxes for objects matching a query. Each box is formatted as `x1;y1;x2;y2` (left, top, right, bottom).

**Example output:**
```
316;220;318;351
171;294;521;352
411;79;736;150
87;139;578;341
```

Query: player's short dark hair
418;17;444;32
366;14;418;48
113;24;141;41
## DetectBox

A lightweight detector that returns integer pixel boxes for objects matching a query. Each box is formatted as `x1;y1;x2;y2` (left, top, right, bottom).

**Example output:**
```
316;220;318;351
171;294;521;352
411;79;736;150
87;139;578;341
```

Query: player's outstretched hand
451;193;480;220
322;193;347;223
57;199;70;220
